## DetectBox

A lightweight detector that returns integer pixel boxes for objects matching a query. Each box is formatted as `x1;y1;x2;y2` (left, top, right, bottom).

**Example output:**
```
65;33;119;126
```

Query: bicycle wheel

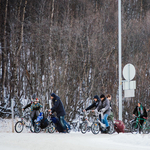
130;121;139;134
81;122;87;134
108;120;114;134
15;121;24;133
142;122;150;134
91;122;100;134
30;124;35;133
48;122;55;133
34;123;41;133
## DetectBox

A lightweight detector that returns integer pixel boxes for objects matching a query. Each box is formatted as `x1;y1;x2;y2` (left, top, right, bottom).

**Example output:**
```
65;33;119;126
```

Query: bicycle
15;111;34;133
130;116;148;134
34;111;55;133
91;110;114;134
80;110;92;134
124;118;135;132
70;113;83;132
142;119;150;134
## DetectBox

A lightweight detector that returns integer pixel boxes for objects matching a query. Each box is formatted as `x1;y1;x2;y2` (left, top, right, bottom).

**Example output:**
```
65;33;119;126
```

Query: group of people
23;93;68;132
23;92;149;134
83;94;113;133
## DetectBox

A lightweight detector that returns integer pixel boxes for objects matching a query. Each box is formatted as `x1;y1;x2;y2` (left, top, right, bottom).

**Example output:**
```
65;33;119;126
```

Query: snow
0;119;150;150
0;132;150;150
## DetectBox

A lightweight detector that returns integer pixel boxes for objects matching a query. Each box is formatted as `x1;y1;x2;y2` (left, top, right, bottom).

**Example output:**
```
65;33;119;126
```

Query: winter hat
94;95;100;100
32;94;36;99
51;93;56;98
100;94;105;99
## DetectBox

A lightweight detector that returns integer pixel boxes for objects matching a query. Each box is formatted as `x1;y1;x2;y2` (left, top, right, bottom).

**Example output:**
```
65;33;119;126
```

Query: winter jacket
85;95;100;111
133;105;147;118
96;98;110;115
51;93;66;117
30;103;43;111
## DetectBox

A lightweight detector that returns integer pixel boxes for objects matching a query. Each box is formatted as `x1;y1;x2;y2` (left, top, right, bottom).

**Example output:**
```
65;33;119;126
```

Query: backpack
40;118;49;129
36;112;49;129
114;120;125;133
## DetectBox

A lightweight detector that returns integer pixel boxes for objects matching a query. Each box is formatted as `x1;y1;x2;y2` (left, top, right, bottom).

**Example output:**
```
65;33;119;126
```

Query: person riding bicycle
96;94;110;133
83;95;100;112
48;93;67;132
133;102;147;133
22;94;34;111
28;94;43;126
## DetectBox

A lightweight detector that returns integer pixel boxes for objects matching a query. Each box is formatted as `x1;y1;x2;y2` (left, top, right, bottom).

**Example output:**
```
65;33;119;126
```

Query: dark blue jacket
51;93;66;117
85;95;100;111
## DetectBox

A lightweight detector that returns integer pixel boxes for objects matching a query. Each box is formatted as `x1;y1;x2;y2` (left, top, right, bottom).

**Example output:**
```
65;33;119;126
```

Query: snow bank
0;119;150;150
0;132;150;150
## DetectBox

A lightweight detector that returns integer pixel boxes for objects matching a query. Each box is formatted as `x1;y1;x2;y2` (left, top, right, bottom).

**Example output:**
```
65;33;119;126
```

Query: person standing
49;93;67;132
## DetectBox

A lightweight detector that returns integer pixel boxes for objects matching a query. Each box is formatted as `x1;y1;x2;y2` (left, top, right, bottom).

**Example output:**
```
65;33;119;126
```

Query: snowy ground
0;119;150;150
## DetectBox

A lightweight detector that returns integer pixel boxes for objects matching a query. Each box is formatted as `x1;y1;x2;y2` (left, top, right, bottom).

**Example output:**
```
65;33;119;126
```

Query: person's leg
99;114;102;121
30;110;36;126
103;114;109;127
35;110;40;118
59;116;66;131
139;118;144;133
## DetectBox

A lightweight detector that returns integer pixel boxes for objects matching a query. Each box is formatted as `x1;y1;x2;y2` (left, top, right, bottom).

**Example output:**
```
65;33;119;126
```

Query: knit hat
32;94;36;99
100;94;105;99
94;95;99;100
51;93;56;98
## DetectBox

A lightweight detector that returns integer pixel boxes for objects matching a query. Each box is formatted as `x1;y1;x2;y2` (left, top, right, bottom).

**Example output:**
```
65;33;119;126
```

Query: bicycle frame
92;110;107;129
134;116;147;128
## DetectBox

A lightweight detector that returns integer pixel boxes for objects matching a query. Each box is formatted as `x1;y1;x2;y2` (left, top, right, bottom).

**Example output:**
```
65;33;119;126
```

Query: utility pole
118;0;122;121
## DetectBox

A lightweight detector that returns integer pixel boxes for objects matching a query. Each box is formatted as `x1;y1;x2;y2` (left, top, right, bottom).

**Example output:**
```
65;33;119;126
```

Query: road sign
123;80;136;90
123;63;136;81
122;63;136;98
124;89;135;97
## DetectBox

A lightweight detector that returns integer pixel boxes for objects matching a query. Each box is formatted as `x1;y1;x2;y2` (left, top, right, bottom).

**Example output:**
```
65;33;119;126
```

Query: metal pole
11;99;14;132
118;0;122;121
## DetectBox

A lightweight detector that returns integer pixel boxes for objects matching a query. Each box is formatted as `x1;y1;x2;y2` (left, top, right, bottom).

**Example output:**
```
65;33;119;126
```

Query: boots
105;126;110;133
101;126;110;134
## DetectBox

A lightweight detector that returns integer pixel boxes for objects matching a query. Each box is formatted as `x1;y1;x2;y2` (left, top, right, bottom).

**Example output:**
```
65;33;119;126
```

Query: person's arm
30;104;34;111
51;99;60;113
96;101;101;112
143;107;147;117
23;103;32;110
85;103;95;111
101;99;110;113
133;107;137;115
39;103;43;108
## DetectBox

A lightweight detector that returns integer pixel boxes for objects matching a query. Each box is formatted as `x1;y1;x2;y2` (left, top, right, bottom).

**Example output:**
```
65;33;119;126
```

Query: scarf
138;105;143;116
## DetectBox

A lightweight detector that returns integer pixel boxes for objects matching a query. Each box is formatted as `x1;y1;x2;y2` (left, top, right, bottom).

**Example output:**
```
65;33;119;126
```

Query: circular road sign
123;63;136;81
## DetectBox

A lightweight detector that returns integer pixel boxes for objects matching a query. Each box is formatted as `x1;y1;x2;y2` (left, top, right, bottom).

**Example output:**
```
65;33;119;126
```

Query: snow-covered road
0;132;150;150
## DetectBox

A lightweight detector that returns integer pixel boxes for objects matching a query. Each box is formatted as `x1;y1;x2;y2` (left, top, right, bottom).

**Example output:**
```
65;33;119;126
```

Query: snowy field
0;119;150;150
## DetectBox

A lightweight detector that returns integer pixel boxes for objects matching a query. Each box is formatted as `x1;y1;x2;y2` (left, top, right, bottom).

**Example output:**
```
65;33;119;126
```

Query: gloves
101;108;106;113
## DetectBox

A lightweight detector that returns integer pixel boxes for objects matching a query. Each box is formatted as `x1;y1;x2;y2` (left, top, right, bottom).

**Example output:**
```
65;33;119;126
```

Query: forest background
0;0;150;123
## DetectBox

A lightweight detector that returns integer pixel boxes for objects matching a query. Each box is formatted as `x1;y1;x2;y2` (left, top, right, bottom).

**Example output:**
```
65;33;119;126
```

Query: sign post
123;63;136;97
11;99;14;133
118;0;122;121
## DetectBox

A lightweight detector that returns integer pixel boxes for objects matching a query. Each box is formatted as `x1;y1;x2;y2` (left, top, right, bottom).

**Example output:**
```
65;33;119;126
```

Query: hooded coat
85;95;100;111
51;93;66;117
96;98;110;115
133;105;147;118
